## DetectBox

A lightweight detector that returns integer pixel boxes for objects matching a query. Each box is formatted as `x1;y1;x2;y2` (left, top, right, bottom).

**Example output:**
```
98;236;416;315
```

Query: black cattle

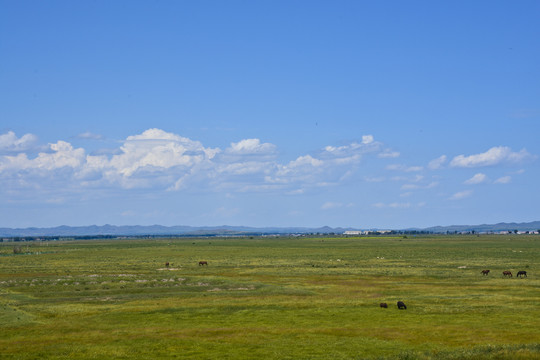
380;302;388;308
397;301;407;310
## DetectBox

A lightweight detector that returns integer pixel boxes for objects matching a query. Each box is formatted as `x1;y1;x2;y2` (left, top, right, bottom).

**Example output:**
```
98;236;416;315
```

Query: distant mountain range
1;221;540;237
421;221;540;233
0;224;352;237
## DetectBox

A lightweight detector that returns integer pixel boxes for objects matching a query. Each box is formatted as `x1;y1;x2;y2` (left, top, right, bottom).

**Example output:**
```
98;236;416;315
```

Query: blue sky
1;1;539;229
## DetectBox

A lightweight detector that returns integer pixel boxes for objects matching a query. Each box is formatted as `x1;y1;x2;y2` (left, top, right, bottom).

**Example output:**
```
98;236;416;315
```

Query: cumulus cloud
0;141;85;172
9;129;527;203
268;136;382;187
0;131;38;153
268;155;325;185
112;128;218;176
464;173;487;185
450;147;534;168
225;138;276;155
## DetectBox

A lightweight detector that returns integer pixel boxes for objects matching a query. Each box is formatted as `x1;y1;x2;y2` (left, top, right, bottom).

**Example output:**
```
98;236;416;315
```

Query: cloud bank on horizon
1;128;536;228
2;129;533;191
0;128;396;192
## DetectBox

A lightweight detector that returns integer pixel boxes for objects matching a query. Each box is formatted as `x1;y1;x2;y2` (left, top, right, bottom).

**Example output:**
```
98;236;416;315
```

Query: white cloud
321;136;382;163
11;128;520;202
0;131;38;153
494;176;511;184
464;173;487;185
0;141;85;172
269;137;385;188
450;146;534;168
362;135;374;144
218;161;275;176
107;128;219;178
225;138;276;155
428;155;447;170
282;155;323;171
450;190;473;200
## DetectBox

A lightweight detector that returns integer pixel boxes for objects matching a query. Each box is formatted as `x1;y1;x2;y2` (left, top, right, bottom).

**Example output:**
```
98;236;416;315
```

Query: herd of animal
163;262;529;311
481;269;528;278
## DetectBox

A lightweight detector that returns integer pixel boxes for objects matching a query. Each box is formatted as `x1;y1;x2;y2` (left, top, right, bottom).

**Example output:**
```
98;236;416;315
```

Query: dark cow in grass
517;271;527;278
481;269;490;276
165;262;170;268
397;301;407;310
380;302;388;308
503;271;512;277
199;261;208;266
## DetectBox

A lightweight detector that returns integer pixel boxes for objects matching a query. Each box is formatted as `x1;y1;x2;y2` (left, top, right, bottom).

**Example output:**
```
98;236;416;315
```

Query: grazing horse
380;302;388;308
397;301;407;310
481;269;490;276
198;261;208;266
517;271;527;278
503;271;512;277
165;262;170;268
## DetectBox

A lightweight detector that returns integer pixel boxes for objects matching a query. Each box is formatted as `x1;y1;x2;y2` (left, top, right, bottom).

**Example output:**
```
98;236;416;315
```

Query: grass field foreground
1;235;539;359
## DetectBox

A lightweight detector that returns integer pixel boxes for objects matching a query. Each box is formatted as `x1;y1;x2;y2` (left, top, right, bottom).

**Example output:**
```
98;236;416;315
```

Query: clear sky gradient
1;1;539;229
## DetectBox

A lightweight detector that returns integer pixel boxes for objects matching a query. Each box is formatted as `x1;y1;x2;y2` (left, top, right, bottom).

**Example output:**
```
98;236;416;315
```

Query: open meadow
1;235;539;359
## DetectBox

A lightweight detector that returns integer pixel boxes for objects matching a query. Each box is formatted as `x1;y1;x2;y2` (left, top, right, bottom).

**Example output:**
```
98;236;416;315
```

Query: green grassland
1;235;539;359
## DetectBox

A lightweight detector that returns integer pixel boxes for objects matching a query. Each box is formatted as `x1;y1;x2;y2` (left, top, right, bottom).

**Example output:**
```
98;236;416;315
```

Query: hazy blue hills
421;221;540;233
1;221;540;237
0;224;352;237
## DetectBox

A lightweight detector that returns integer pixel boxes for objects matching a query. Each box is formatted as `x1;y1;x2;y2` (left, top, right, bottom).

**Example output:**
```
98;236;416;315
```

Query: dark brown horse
380;302;388;308
503;271;512;277
481;269;490;276
165;262;170;268
198;261;208;266
517;271;527;278
397;301;407;310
